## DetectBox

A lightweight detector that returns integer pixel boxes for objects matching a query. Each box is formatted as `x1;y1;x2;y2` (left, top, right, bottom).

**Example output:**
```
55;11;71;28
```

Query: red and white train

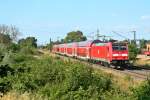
52;40;129;68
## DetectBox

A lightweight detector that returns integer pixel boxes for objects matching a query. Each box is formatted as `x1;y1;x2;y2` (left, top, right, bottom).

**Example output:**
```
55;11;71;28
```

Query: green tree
0;24;20;42
128;43;139;61
46;38;53;51
64;31;87;43
18;37;37;48
0;33;11;44
140;39;147;49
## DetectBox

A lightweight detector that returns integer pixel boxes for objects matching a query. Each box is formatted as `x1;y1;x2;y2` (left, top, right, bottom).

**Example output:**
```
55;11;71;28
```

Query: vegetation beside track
0;47;150;99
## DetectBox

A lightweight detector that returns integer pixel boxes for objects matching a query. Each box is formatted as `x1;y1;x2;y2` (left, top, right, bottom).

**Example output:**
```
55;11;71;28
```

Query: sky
0;0;150;45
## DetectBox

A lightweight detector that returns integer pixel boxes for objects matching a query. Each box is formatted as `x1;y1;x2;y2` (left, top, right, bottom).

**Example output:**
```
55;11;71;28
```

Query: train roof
77;40;102;47
54;40;111;47
58;43;66;47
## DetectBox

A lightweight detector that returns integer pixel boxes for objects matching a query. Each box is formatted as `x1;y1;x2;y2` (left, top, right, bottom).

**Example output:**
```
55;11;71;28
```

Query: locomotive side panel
90;45;110;63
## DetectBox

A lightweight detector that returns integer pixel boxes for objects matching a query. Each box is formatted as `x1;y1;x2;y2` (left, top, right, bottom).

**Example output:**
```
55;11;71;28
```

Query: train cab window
112;44;127;51
113;46;119;50
120;46;127;50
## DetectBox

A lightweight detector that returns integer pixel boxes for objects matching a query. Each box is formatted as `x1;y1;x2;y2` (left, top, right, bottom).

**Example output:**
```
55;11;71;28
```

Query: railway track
89;62;149;81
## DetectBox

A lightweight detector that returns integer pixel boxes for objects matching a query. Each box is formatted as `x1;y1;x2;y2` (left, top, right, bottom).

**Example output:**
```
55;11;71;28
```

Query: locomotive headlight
113;54;119;56
122;54;128;56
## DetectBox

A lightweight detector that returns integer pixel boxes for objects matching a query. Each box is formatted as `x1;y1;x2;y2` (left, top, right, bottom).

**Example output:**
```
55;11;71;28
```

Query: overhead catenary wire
112;31;129;40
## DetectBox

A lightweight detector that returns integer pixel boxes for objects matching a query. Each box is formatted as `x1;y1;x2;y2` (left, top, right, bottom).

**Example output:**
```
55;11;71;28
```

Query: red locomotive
52;40;129;68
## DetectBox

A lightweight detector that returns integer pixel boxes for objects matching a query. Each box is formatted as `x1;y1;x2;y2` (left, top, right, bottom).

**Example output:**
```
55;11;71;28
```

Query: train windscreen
112;43;127;50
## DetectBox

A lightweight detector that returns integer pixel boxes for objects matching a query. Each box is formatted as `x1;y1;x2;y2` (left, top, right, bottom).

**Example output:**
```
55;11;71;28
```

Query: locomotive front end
111;42;129;65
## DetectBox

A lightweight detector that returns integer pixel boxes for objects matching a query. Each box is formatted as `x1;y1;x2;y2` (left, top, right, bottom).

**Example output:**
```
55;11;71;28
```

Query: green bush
128;43;139;61
0;64;14;78
12;53;34;63
132;79;150;100
20;47;35;55
38;60;113;99
0;78;12;93
8;43;20;53
65;64;93;91
7;57;65;93
1;51;14;65
1;55;113;99
19;47;40;56
0;44;8;62
0;64;14;93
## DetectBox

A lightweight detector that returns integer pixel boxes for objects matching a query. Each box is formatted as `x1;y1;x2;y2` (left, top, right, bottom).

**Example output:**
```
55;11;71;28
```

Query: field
136;55;150;67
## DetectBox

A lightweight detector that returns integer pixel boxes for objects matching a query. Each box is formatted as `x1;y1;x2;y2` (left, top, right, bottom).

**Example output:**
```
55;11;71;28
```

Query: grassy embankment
133;55;150;71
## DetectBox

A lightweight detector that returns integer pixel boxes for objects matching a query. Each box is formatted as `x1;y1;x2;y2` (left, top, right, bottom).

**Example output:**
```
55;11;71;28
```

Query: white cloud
141;15;150;20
